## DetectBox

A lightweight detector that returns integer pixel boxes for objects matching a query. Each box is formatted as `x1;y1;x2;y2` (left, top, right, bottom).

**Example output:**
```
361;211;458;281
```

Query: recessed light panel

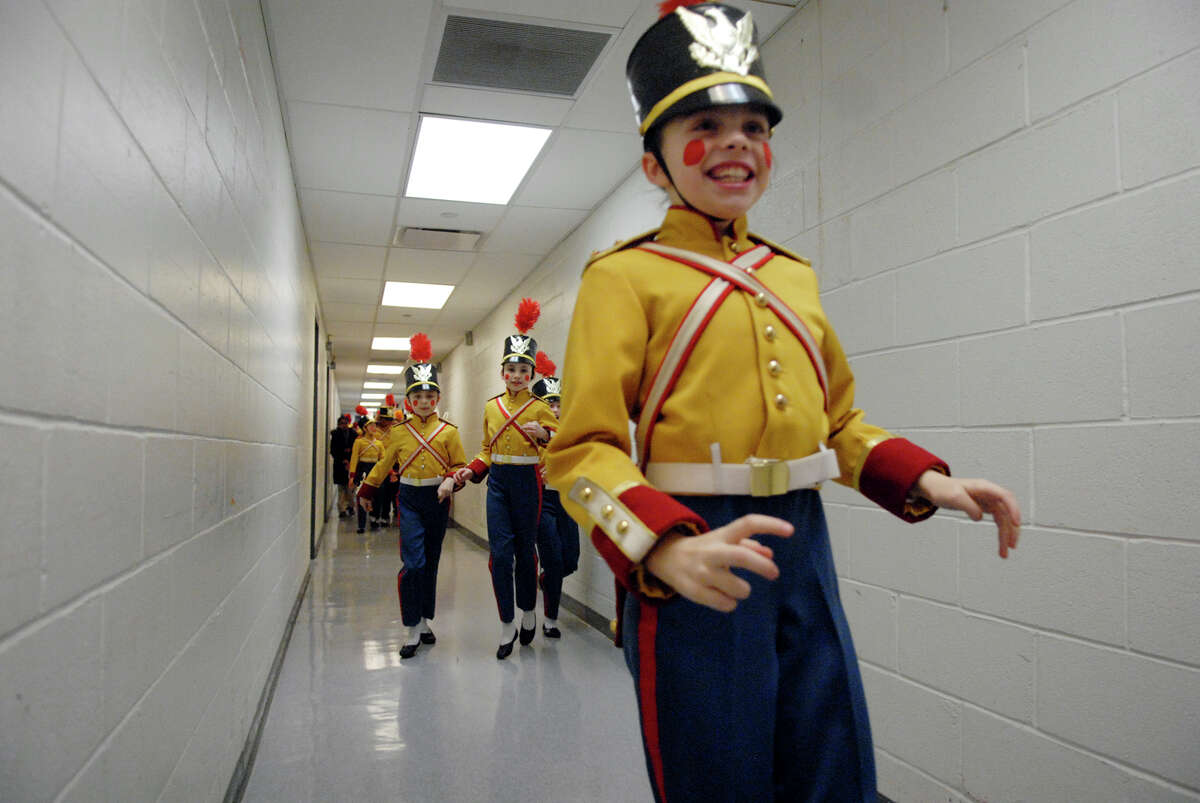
405;115;551;205
381;281;455;309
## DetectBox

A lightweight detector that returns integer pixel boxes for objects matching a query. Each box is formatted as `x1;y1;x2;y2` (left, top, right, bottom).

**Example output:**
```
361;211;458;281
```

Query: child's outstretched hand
644;515;794;612
914;471;1022;558
437;476;456;502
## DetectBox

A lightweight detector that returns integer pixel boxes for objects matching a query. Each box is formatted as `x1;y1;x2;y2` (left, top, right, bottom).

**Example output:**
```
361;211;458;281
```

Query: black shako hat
627;2;781;138
405;333;440;394
502;298;540;367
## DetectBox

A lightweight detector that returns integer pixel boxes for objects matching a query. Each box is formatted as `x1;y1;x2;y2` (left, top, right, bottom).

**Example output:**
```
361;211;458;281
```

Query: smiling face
500;362;533;393
642;104;772;229
408;389;439;418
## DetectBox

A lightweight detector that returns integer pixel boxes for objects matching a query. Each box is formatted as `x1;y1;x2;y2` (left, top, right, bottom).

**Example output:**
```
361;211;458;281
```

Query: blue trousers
536;487;581;619
396;484;450;627
622;490;875;802
485;464;540;623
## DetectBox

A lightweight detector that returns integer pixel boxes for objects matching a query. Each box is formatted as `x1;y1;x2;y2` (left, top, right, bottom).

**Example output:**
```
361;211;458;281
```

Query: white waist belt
399;476;443;487
645;449;840;497
492;454;540;465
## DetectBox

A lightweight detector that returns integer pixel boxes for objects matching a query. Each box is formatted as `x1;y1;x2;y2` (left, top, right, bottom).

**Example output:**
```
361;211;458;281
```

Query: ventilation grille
433;16;610;96
395;227;482;251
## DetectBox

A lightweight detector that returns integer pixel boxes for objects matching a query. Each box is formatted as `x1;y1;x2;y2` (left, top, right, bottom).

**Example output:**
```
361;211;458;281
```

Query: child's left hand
914;471;1022;558
437;477;456;502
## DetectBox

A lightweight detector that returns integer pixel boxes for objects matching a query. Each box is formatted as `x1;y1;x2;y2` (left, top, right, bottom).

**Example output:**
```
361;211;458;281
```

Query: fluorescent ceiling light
361;393;386;400
363;381;394;389
405;115;552;205
360;402;380;409
372;337;411;351
382;281;455;309
367;364;406;375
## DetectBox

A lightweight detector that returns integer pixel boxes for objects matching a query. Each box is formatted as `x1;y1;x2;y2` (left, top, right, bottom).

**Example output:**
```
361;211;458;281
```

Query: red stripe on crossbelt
638;605;667;801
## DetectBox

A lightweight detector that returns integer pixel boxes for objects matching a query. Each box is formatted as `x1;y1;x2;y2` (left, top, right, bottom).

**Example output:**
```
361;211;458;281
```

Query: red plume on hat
535;351;557;377
355;404;368;416
658;0;704;17
514;298;540;334
410;332;433;363
385;394;396;407
404;398;413;412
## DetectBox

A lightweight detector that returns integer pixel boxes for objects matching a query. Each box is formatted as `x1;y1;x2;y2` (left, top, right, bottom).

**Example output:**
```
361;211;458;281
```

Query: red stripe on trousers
638;604;667;801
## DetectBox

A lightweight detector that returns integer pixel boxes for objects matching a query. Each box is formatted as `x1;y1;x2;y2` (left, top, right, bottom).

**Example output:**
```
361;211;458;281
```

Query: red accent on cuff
356;484;376;501
618;485;708;536
859;438;949;522
592;526;638;590
467;459;488;482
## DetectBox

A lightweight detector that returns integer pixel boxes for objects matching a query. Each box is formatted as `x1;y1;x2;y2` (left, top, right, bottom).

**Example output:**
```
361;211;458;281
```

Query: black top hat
627;2;781;137
405;333;440;394
502;298;541;366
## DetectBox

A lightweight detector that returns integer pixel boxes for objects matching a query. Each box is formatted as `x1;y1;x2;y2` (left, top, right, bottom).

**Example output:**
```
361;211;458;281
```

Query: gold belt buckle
747;457;788;497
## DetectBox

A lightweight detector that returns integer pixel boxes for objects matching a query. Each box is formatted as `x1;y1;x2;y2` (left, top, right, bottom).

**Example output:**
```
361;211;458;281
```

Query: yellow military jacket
544;206;946;590
362;413;466;488
466;388;559;477
348;434;384;474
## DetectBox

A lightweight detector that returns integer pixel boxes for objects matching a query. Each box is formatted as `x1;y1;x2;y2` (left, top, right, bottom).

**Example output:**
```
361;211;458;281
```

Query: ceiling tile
481;206;588;254
515;128;641;209
420;85;572;127
326;321;374;339
322;301;378;322
300;189;395;245
287;101;411;195
376;306;441;325
446;0;641;28
385;248;476;284
309;242;388;280
316;276;382;304
264;0;432;111
396;197;507;232
560;2;659;132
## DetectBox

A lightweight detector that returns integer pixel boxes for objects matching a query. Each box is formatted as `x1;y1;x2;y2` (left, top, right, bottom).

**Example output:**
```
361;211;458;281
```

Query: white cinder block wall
0;0;326;800
444;1;1200;800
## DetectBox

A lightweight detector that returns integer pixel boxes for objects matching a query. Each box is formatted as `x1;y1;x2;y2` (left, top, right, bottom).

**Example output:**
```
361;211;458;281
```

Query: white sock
544;618;558;630
499;620;517;644
521;610;536;629
403;626;421;647
418;618;432;634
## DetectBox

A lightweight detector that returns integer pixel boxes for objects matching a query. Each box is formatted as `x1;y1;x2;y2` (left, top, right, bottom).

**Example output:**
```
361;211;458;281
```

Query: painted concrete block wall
441;1;1199;799
0;0;323;800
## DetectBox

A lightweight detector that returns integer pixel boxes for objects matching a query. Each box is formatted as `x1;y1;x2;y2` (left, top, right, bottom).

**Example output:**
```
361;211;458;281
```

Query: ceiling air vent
396;227;482;251
433;15;610;97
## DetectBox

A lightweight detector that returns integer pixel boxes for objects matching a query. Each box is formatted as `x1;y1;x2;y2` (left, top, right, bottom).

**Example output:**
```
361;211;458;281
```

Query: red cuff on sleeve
467;458;488;482
355;484;376;501
859;438;949;522
592;486;708;591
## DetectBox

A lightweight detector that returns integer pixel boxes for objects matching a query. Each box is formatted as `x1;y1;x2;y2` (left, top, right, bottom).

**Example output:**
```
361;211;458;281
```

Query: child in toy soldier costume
544;2;1023;800
357;336;466;659
454;300;560;659
349;419;385;533
532;351;579;639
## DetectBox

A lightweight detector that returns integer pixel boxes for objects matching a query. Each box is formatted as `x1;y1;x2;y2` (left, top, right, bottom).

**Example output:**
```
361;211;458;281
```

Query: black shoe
497;632;517;660
519;624;536;646
542;625;561;639
356;527;365;534
369;520;380;530
399;642;419;659
420;630;436;645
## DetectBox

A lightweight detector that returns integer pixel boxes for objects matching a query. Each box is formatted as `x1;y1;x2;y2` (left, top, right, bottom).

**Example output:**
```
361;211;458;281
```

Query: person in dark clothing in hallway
330;413;357;517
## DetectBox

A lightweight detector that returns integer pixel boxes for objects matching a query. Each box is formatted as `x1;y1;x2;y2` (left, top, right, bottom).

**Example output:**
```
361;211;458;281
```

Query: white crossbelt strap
633;244;773;468
645;448;840;497
402;421;450;472
489;396;539;450
639;241;830;410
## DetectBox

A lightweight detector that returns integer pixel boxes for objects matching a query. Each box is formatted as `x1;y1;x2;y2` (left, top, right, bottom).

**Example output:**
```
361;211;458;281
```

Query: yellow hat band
640;73;774;135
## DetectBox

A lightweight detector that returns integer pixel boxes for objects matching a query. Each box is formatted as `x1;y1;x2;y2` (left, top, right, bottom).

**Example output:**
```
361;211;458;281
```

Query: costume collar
503;388;531;403
655;206;752;260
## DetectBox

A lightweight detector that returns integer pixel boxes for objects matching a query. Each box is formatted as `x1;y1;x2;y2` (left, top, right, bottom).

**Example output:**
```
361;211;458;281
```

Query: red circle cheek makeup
683;139;706;166
764;142;773;170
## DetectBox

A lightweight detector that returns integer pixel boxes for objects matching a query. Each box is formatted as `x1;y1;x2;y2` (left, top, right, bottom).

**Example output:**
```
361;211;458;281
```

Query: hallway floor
242;515;651;803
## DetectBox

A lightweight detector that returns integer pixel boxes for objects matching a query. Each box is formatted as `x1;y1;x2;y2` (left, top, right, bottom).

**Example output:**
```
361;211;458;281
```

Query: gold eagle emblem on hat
413;364;434;382
677;6;758;76
509;335;531;355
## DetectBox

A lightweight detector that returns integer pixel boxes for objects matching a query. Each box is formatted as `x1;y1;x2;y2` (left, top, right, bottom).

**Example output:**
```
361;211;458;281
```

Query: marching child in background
532;351;579;639
544;3;1022;800
357;340;467;660
454;300;560;659
348;418;384;533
